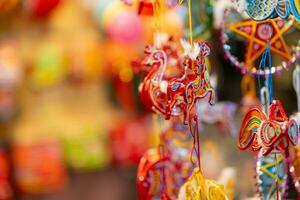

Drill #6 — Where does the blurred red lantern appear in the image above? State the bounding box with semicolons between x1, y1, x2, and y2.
138;0;154;15
0;149;13;200
12;142;66;195
109;118;150;166
23;0;61;17
111;74;136;112
0;0;19;13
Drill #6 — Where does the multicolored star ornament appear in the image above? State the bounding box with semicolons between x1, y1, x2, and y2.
226;17;294;67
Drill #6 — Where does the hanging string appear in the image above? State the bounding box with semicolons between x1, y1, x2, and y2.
276;180;279;200
195;116;201;172
274;153;280;200
152;114;160;146
187;0;195;72
188;99;206;173
265;42;273;102
257;42;280;200
153;114;169;197
257;41;273;115
257;41;273;102
179;0;194;70
159;143;168;196
189;115;202;172
153;1;158;32
187;0;193;45
153;0;160;44
152;0;167;48
189;119;197;164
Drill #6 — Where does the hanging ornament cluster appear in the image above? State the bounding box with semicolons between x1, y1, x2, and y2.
219;7;300;198
218;1;300;131
133;0;300;199
239;43;299;154
134;0;234;199
135;36;218;197
237;38;300;199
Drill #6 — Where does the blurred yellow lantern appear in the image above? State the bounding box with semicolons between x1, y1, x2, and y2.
142;9;183;44
29;38;66;90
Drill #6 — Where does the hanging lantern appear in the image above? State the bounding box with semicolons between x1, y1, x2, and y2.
109;118;150;166
138;0;155;15
12;142;66;195
23;0;61;17
63;124;111;172
0;0;19;13
0;148;13;200
102;2;143;44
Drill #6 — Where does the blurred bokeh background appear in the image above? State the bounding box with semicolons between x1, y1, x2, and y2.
0;0;298;199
